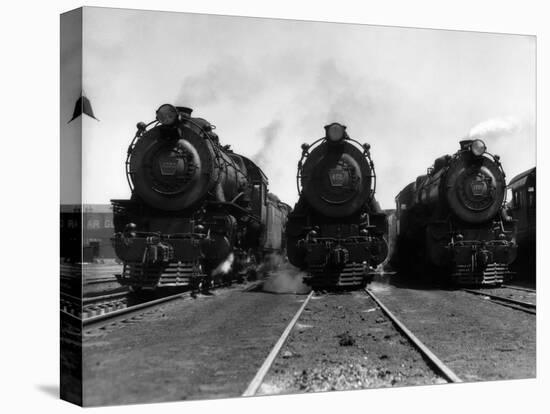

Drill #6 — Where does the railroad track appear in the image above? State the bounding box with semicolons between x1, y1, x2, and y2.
83;277;121;286
61;276;120;285
243;291;314;396
67;280;254;330
82;291;129;318
82;291;192;329
462;288;536;314
501;285;536;294
61;291;127;318
60;289;192;328
242;287;461;396
364;288;462;384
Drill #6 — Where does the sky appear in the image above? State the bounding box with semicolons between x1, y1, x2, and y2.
61;7;536;208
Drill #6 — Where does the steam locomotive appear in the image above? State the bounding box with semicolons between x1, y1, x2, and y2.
391;139;517;286
286;123;388;289
111;104;290;291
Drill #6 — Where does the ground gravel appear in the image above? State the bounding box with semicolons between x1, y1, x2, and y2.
260;290;445;395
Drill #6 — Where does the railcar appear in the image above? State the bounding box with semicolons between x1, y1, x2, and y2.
111;104;289;290
507;167;536;281
286;123;388;289
391;139;517;286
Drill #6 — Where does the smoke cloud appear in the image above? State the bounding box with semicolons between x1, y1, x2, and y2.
259;254;311;294
252;120;284;168
176;56;265;106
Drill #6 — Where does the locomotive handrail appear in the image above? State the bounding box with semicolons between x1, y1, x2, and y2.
116;230;207;240
305;235;374;243
296;137;325;196
183;117;249;179
347;136;377;201
125;119;158;192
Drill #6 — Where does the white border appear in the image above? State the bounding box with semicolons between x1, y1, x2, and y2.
1;1;547;413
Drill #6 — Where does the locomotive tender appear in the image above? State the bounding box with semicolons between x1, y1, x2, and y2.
286;123;388;289
391;139;517;286
111;104;290;290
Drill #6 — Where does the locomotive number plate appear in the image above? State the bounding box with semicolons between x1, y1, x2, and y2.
329;168;347;187
470;180;487;196
159;158;179;175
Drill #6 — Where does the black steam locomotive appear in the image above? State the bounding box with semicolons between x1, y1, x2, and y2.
286;123;388;289
391;139;517;286
111;104;290;291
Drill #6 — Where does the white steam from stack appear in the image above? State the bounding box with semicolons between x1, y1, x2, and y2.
468;116;522;141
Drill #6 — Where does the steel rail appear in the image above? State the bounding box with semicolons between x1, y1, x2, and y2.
82;291;192;328
501;285;536;294
60;291;81;303
83;277;120;286
83;291;128;305
242;291;314;396
81;281;253;328
462;289;536;313
60;276;120;286
364;288;463;383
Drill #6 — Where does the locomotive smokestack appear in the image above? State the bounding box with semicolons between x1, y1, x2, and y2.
176;106;193;117
459;139;473;150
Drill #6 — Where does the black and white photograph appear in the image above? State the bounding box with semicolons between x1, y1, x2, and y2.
57;5;538;407
3;1;548;413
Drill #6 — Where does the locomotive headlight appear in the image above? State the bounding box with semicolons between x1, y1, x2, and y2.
327;123;345;142
124;223;137;238
124;223;137;232
156;104;179;126
471;139;486;156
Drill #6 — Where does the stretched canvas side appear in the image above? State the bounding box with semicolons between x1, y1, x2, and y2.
60;7;83;407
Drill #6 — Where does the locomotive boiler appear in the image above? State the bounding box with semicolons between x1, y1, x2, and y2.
286;123;388;289
111;104;290;290
391;139;517;286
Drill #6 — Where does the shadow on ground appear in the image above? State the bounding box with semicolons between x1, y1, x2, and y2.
36;384;59;399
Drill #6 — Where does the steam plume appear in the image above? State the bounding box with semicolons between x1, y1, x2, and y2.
252;120;283;167
176;56;264;105
212;253;234;276
259;254;311;294
468;116;522;141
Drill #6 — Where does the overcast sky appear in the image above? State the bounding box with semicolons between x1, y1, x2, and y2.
61;7;536;208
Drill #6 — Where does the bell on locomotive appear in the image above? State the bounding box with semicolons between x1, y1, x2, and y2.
286;122;388;289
